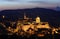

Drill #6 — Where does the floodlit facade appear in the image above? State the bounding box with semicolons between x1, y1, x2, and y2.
36;16;40;24
7;13;51;33
36;22;50;29
15;14;51;32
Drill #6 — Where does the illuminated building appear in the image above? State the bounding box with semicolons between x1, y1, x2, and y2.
7;13;51;35
36;22;50;29
36;16;40;24
16;13;50;32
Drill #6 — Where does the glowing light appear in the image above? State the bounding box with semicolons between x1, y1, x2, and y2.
2;15;5;18
36;17;40;23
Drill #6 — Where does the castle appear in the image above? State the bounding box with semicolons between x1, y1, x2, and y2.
16;13;51;32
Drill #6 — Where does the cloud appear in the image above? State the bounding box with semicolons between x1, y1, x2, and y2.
29;0;60;4
28;0;60;7
0;0;60;4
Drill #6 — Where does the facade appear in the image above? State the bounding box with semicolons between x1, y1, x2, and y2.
16;14;50;32
36;16;40;24
7;13;51;33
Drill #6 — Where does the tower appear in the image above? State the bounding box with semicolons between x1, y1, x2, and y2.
36;16;40;24
24;13;27;19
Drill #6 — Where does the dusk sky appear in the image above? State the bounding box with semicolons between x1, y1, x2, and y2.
0;0;60;10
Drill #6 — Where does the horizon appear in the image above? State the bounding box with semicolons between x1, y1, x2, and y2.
0;0;60;10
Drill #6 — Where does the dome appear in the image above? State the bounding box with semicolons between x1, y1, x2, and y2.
36;16;40;24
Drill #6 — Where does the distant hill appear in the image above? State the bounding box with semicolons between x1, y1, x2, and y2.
54;7;60;11
0;8;60;27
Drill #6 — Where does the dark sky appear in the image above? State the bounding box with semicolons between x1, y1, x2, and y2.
0;0;59;10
